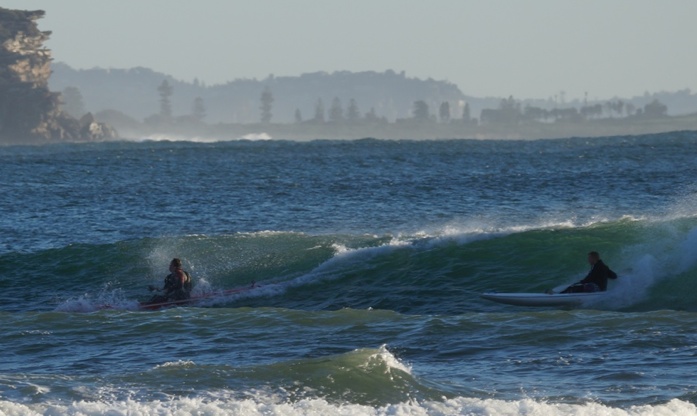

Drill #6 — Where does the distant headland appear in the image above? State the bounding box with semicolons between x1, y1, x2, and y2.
0;7;116;143
2;6;696;143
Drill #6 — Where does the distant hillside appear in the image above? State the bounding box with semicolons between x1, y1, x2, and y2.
50;63;487;124
49;63;697;128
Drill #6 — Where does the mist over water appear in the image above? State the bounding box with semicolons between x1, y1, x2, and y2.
3;132;697;415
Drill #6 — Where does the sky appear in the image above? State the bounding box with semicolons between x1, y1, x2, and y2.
4;0;697;101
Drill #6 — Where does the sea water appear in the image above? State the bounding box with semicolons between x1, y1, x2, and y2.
2;132;697;415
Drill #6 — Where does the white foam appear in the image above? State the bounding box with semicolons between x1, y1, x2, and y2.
131;132;272;143
154;360;196;369
240;132;272;141
360;345;412;376
601;223;697;308
54;286;140;312
2;397;694;416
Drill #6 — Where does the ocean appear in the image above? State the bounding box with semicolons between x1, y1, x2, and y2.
2;132;697;415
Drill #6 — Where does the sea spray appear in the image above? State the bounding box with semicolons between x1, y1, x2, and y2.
4;134;697;414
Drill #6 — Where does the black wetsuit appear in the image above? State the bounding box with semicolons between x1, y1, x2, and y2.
165;271;192;301
149;271;192;303
562;260;617;293
580;260;617;291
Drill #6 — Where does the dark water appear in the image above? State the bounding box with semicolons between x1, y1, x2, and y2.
2;132;697;415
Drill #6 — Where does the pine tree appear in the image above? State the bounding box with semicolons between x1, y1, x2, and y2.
192;96;206;122
347;98;360;122
157;80;173;118
439;101;451;123
329;97;344;122
462;102;471;123
294;108;303;123
314;98;325;123
260;86;273;123
413;100;430;121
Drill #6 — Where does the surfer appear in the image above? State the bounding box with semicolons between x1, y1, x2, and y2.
560;251;617;293
147;258;193;303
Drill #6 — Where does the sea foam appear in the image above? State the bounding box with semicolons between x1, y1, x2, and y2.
2;397;694;416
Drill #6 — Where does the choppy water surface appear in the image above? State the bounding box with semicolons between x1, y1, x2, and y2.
2;132;697;415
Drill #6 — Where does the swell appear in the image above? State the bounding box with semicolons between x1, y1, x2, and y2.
4;132;697;257
4;306;697;409
0;345;437;406
3;215;697;314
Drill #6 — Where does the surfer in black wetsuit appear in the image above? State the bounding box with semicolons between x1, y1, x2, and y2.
561;251;617;293
147;258;192;303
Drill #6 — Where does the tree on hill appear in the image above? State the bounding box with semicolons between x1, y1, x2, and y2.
462;102;471;123
294;108;302;123
499;96;520;122
313;98;325;123
365;107;378;121
192;96;206;122
480;96;521;125
260;86;273;123
580;104;603;119
625;103;636;117
523;105;548;122
329;97;344;122
413;100;430;121
604;100;624;118
642;99;667;118
439;101;450;123
347;99;360;122
61;86;85;118
157;79;173;118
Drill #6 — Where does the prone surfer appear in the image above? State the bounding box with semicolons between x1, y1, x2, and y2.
147;258;193;303
559;251;617;293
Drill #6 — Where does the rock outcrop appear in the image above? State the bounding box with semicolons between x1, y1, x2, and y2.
0;7;116;143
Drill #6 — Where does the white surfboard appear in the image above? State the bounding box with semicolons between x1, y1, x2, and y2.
480;291;607;307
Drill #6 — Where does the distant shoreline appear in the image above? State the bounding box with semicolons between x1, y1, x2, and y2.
5;122;696;145
104;115;697;142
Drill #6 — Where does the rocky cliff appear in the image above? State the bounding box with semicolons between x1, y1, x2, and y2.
0;7;115;143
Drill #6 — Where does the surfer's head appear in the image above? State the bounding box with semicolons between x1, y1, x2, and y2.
587;251;600;265
169;258;182;271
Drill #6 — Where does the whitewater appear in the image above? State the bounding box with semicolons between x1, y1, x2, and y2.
2;132;697;415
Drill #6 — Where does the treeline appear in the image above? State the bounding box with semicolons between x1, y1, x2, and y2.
60;79;688;141
52;63;697;139
92;81;668;127
478;96;668;125
50;65;467;125
61;79;672;131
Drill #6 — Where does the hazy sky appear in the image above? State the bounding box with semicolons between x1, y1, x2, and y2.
5;0;697;100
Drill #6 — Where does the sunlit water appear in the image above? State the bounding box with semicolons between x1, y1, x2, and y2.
2;132;697;415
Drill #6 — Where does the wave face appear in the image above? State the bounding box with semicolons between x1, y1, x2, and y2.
3;217;697;314
3;132;697;414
